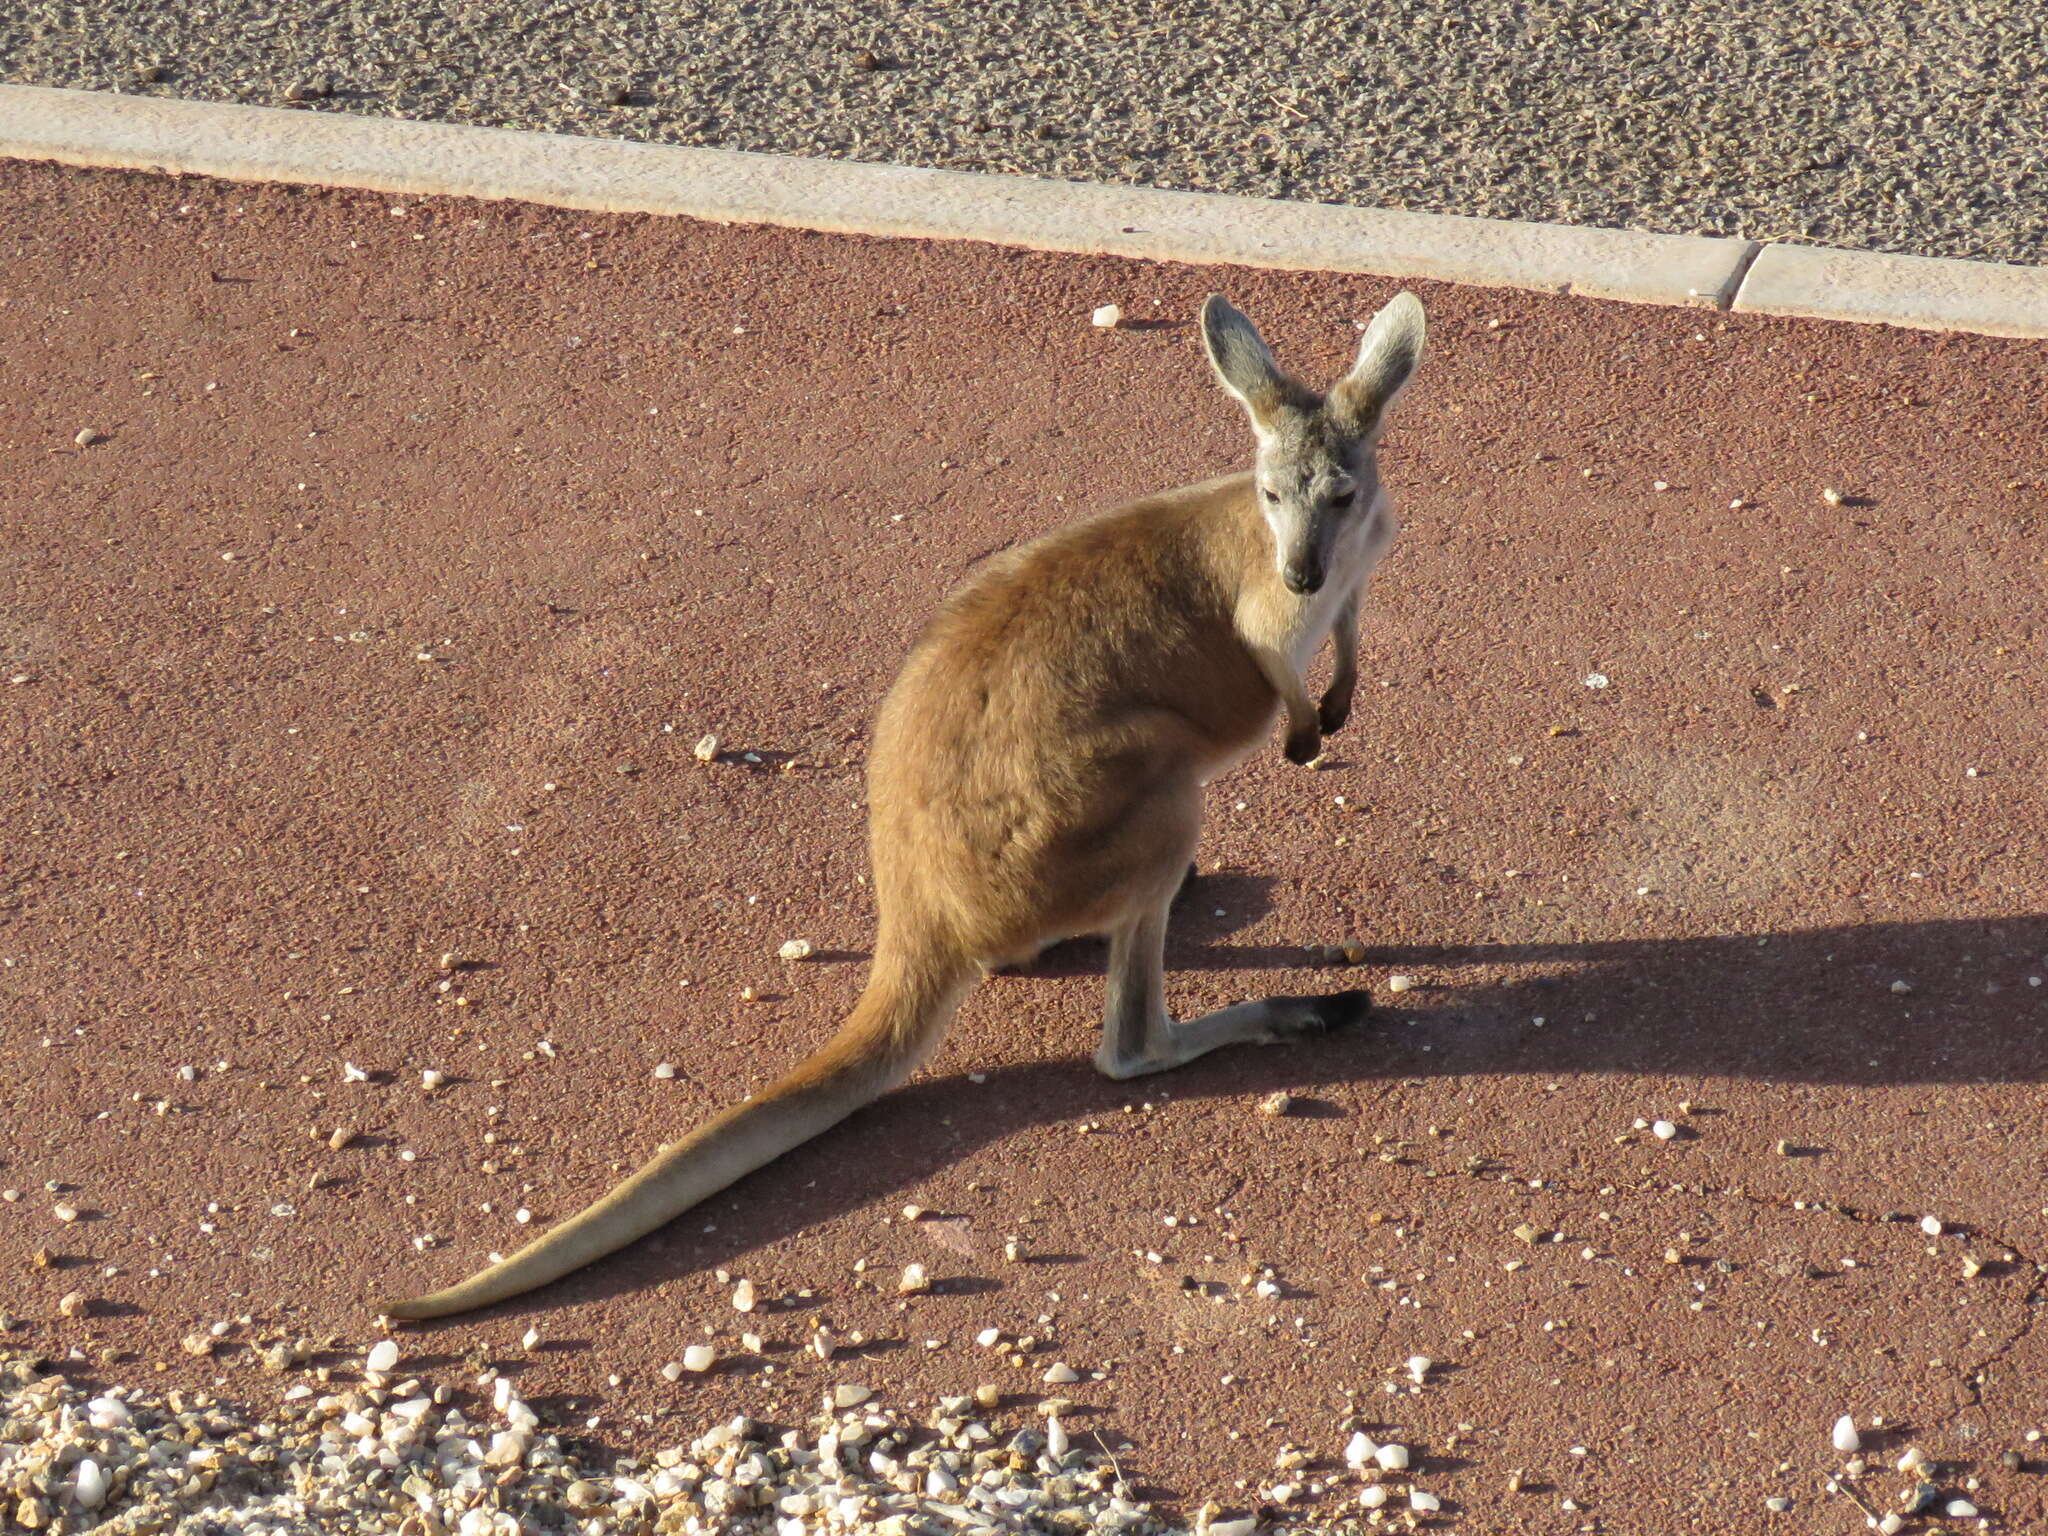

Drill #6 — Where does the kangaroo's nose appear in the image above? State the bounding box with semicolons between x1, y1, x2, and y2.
1283;559;1324;595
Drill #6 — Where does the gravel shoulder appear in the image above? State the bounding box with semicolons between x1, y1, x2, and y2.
4;1;2048;266
3;160;2047;1534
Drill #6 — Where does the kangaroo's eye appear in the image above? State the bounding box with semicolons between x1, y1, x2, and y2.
1261;486;1280;503
1330;487;1356;508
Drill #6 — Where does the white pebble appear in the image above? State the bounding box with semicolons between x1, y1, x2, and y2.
693;733;720;761
898;1262;931;1294
521;1326;541;1350
1652;1120;1678;1141
1208;1519;1257;1536
1878;1516;1904;1535
420;1069;446;1093
1375;1442;1410;1471
733;1278;757;1312
365;1339;400;1374
1821;486;1845;506
1091;304;1122;329
1584;672;1610;689
1046;1414;1069;1460
1831;1415;1861;1453
1345;1430;1378;1467
1945;1500;1978;1519
1358;1486;1389;1509
73;1457;108;1509
682;1344;717;1372
831;1382;870;1408
778;938;814;960
1406;1354;1432;1384
1410;1490;1441;1513
1042;1362;1080;1384
1385;974;1416;994
1896;1446;1926;1471
1920;1215;1943;1236
653;1062;676;1079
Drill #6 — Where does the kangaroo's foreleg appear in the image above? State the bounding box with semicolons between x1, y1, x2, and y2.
1091;889;1373;1081
1253;647;1324;765
1318;590;1361;735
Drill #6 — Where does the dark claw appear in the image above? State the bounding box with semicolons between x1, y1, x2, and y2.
1312;988;1375;1031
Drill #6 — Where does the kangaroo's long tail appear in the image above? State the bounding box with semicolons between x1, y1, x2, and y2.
375;939;973;1321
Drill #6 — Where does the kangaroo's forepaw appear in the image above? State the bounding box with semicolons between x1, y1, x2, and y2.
1283;726;1322;765
1318;691;1353;735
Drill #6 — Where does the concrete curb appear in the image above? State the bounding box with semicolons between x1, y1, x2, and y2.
1733;243;2048;340
1;83;2042;339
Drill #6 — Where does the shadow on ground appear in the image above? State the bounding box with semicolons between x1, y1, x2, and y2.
399;909;2048;1325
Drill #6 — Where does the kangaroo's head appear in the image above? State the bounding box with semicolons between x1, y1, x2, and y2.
1200;292;1426;596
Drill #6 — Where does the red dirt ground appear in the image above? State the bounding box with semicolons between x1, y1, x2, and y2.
3;158;2045;1531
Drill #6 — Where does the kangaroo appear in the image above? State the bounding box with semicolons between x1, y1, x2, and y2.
378;291;1426;1320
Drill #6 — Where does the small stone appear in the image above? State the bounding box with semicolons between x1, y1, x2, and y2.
898;1262;931;1295
693;734;720;762
1342;941;1369;964
1042;1362;1080;1384
974;1383;1001;1408
1945;1500;1978;1519
1821;486;1845;506
1877;1516;1903;1535
1345;1431;1378;1467
74;427;104;447
1375;1442;1410;1471
51;1204;79;1222
57;1291;90;1318
1513;1223;1543;1244
521;1326;541;1350
181;1332;214;1356
366;1339;401;1374
1410;1490;1441;1513
419;1069;446;1094
653;1062;676;1079
1831;1415;1861;1453
1765;1496;1792;1512
1385;974;1416;994
732;1278;757;1312
1962;1254;1985;1278
1891;979;1913;994
1652;1119;1678;1141
327;1126;356;1150
1406;1354;1432;1384
1259;1091;1295;1117
1358;1486;1389;1509
1920;1215;1943;1237
1896;1446;1926;1472
682;1344;717;1372
778;938;814;960
1091;304;1123;329
283;77;327;102
831;1382;870;1408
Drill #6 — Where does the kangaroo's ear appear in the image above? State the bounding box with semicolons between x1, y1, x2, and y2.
1328;292;1426;438
1201;294;1302;432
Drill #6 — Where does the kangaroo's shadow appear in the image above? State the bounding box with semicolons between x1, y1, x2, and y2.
413;911;2048;1323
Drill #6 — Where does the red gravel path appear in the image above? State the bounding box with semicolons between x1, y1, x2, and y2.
3;158;2045;1530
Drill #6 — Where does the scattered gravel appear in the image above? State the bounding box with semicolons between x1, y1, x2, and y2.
5;2;2047;264
0;1347;1461;1535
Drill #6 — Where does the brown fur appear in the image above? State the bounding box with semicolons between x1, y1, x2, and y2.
376;294;1425;1321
